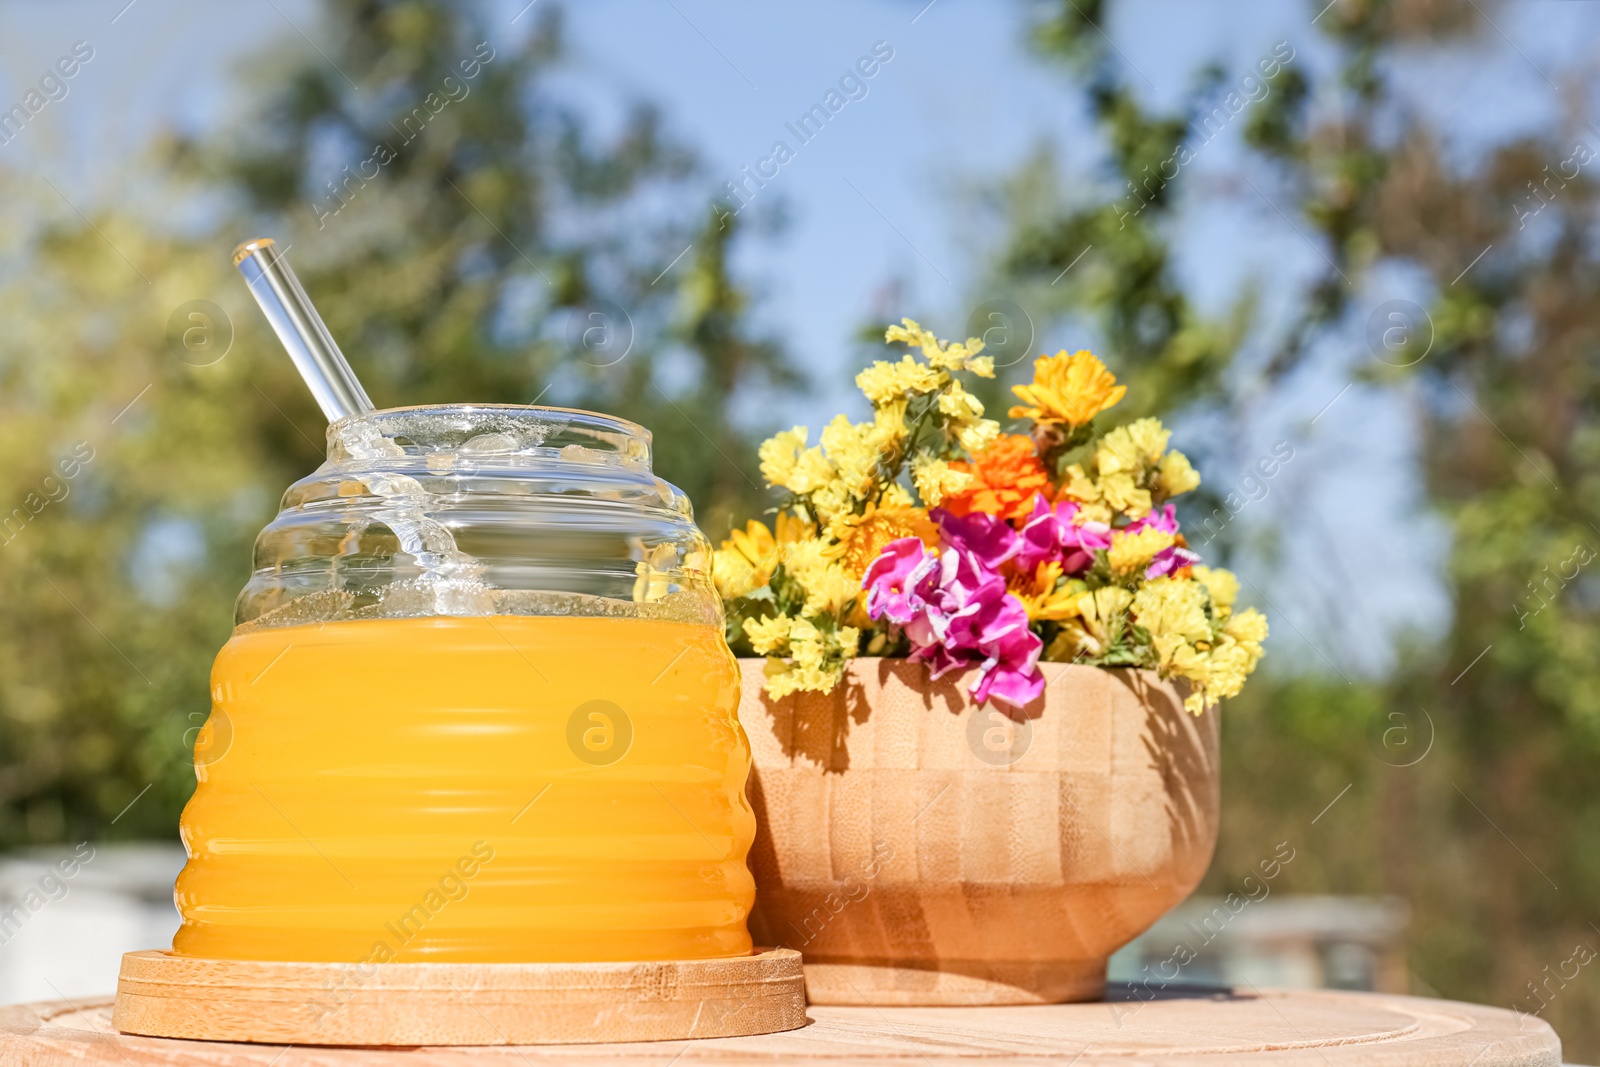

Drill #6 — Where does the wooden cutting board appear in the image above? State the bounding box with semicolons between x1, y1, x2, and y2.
1;983;1562;1064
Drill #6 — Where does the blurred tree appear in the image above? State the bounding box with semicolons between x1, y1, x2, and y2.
1001;0;1600;1056
983;0;1254;420
0;1;793;847
647;206;797;531
193;0;788;517
0;195;262;844
966;0;1256;552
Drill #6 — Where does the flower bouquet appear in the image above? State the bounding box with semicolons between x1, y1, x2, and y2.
715;319;1267;715
723;321;1260;1004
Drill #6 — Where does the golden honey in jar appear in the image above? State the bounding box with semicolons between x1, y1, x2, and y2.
174;406;753;963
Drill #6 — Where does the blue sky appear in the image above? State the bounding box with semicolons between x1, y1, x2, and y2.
3;0;1588;681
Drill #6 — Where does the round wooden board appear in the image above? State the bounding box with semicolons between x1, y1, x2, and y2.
5;985;1561;1064
110;949;806;1046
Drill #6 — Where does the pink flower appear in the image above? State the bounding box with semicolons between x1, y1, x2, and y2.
1128;503;1180;535
1125;503;1199;579
1144;543;1200;579
1016;497;1111;575
970;611;1045;706
862;537;938;623
918;559;1043;707
863;535;1044;709
904;546;1008;654
931;508;1018;570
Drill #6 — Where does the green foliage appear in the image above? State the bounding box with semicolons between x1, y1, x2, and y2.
0;205;260;843
997;7;1251;422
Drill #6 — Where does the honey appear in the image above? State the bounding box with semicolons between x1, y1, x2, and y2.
174;614;754;963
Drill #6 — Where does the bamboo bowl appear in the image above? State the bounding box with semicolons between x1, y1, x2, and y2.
738;658;1219;1006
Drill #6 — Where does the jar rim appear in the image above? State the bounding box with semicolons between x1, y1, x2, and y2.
328;403;647;439
323;404;652;462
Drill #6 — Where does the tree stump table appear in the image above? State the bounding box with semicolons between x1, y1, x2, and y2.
0;985;1565;1065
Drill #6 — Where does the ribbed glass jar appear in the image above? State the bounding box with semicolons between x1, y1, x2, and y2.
174;405;754;963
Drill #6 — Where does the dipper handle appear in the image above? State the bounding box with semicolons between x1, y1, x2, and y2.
233;237;374;422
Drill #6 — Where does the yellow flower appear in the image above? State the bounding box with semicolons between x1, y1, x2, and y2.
820;415;881;497
825;502;938;580
1010;562;1079;622
763;654;841;700
1132;584;1262;714
925;336;983;373
1056;463;1113;523
760;621;860;699
743;614;793;656
1097;472;1152;520
762;658;801;699
795;449;838;494
1150;634;1215;713
1094;421;1170;520
911;454;973;507
758;427;807;487
789;620;860;669
1043;586;1132;660
712;548;759;599
1009;349;1127;426
713;514;813;599
760;428;837;495
1058;463;1097;501
782;534;826;573
1182;624;1267;713
885;318;991;375
1097;417;1170;476
1155;450;1200;499
787;616;824;667
856;356;944;404
777;511;815;541
715;517;794;598
810;479;852;524
804;568;860;618
957;417;1001;455
726;520;778;573
1154;632;1209;675
878;481;915;508
884;318;939;354
938;380;985;420
1108;526;1175;577
1192;566;1239;618
1082;586;1133;644
1075;501;1113;525
1224;607;1268;654
785;536;860;617
1131;577;1211;646
874;398;909;443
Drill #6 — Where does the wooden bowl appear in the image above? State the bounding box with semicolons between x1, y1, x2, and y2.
737;657;1219;1006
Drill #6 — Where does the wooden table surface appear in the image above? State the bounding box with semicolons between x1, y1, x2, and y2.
0;985;1565;1066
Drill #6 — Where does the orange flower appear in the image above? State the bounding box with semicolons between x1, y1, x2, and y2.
940;434;1052;522
1009;349;1126;427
